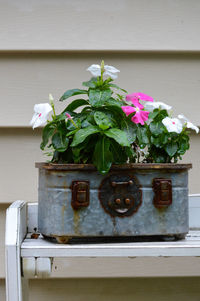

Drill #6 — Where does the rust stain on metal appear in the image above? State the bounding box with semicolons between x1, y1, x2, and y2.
61;205;66;231
54;236;71;244
73;210;80;235
153;178;172;209
31;233;40;239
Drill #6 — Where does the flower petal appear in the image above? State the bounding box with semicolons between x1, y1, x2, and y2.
121;106;136;116
34;103;52;115
104;71;118;79
30;113;39;128
31;114;47;129
87;64;101;77
125;94;144;109
30;103;52;129
162;117;183;134
133;92;154;102
131;110;149;125
145;101;172;111
104;65;120;79
104;65;120;73
178;114;188;121
178;114;199;133
186;121;199;133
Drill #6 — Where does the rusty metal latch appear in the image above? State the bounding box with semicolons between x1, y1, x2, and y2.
71;181;90;210
153;178;172;208
99;174;142;217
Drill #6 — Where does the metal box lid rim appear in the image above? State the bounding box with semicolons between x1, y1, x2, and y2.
35;162;192;171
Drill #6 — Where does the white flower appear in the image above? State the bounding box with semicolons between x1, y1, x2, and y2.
87;64;120;79
104;65;120;79
162;117;183;134
30;103;52;129
87;64;101;77
144;101;172;112
178;114;199;133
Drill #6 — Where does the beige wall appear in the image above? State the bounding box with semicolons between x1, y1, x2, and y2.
1;52;200;127
0;0;200;51
2;277;200;301
1;0;200;300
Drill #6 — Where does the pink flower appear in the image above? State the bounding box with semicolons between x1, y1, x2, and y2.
126;93;154;107
123;93;152;125
121;105;149;125
132;93;154;102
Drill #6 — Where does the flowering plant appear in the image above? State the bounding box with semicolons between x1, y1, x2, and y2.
31;61;199;175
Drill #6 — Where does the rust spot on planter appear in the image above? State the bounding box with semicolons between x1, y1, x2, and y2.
73;210;80;235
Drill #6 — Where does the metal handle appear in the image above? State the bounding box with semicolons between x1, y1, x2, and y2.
153;178;172;209
71;181;90;210
111;180;133;187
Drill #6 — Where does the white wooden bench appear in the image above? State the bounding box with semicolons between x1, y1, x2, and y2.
5;195;200;301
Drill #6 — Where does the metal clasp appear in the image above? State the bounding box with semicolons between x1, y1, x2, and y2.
153;178;172;208
71;181;90;210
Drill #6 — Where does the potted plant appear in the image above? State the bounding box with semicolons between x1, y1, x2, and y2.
31;61;198;243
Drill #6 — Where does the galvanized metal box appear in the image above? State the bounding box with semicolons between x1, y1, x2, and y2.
36;163;192;242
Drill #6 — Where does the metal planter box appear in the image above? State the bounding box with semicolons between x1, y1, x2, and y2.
36;163;192;243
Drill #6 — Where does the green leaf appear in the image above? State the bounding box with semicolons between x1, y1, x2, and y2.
161;133;169;145
89;89;112;107
93;136;113;175
150;136;161;148
148;109;159;120
110;140;128;164
81;119;93;128
40;122;55;150
59;89;88;101
165;142;178;157
178;135;190;155
52;132;69;152
66;129;79;137
149;122;164;136
137;126;149;145
153;109;169;122
109;83;127;93
104;128;130;147
121;118;137;143
94;111;113;130
71;125;100;147
82;77;98;88
151;134;169;148
125;147;136;162
62;99;88;113
65;118;81;131
55;113;68;121
104;97;123;107
149;146;169;163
